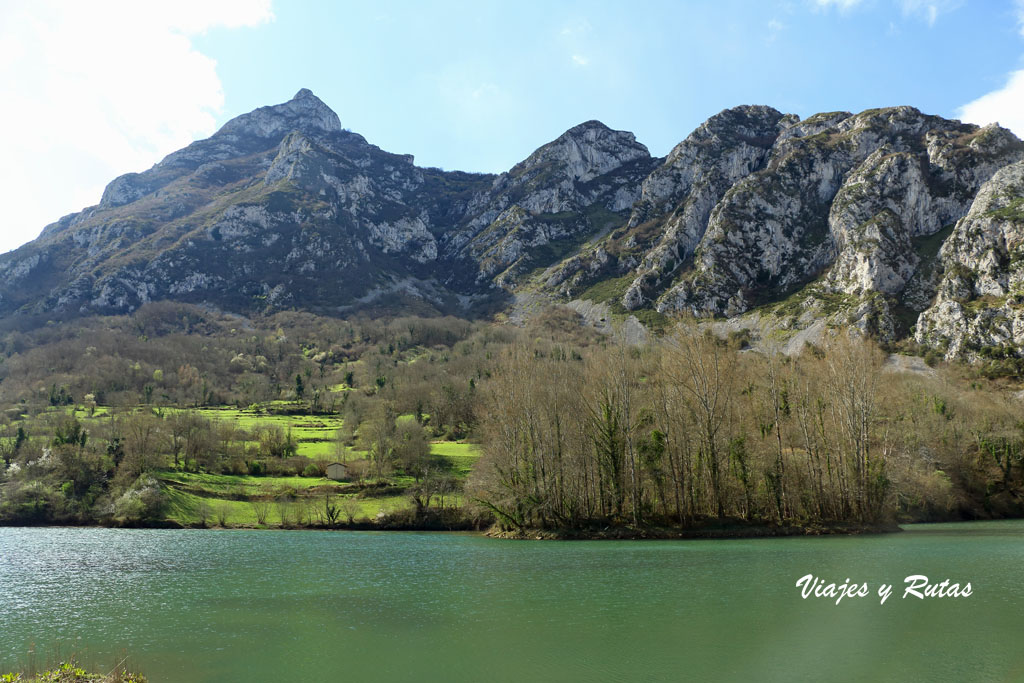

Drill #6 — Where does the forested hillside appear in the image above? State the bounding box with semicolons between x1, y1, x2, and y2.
0;302;1021;534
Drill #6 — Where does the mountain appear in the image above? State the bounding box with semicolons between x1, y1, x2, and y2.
3;89;1024;360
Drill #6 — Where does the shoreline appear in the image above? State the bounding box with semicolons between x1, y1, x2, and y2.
0;518;905;539
486;520;903;540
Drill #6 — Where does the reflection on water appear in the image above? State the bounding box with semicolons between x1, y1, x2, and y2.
2;522;1023;682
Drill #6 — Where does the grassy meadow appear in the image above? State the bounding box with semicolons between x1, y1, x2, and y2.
6;401;479;529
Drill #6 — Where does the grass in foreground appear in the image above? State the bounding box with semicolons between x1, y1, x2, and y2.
1;659;145;682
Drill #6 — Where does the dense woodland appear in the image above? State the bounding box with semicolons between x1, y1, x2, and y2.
0;301;1021;533
472;329;1024;532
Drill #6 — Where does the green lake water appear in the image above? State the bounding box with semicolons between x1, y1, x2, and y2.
2;522;1023;682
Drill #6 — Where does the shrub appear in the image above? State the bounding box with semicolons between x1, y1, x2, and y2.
727;328;753;350
111;475;167;523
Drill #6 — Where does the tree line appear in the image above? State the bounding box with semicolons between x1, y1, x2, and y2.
0;300;1021;531
469;326;1024;531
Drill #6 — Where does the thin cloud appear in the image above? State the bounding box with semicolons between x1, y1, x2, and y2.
811;0;962;23
437;64;517;126
899;0;963;26
561;19;595;70
472;83;501;100
560;20;592;36
810;0;865;12
0;0;274;254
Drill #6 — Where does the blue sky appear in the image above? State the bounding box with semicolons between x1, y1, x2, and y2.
3;0;1024;253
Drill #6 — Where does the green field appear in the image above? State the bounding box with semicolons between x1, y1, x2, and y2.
429;441;480;476
123;405;357;460
157;470;411;526
169;406;343;436
19;403;482;528
154;439;480;527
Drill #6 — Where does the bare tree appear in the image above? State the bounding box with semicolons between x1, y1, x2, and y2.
250;499;271;525
215;503;231;527
664;323;735;519
340;497;361;524
357;400;397;481
824;333;887;522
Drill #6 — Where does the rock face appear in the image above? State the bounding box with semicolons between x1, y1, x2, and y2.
4;90;1024;359
916;160;1024;358
441;121;656;289
656;108;1021;320
621;106;794;311
535;106;1024;357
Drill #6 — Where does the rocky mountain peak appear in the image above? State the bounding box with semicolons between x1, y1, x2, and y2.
679;105;790;152
216;88;342;140
616;105;793;310
95;90;344;210
566;119;611;134
508;120;651;184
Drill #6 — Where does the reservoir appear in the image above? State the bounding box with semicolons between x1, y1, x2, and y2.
2;522;1023;681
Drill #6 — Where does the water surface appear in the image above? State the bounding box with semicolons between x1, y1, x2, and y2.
2;522;1023;681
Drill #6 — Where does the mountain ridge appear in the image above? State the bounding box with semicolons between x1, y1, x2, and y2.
5;89;1024;361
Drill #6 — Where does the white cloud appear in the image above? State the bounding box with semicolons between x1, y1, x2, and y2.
810;0;865;11
560;19;596;70
766;18;785;44
0;0;273;254
957;69;1024;139
1017;0;1024;36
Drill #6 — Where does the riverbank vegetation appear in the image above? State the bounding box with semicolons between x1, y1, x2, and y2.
470;329;1024;532
0;302;1021;535
1;659;145;682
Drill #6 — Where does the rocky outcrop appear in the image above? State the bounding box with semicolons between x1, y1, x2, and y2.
0;90;493;315
443;121;656;289
659;108;962;315
99;89;343;211
632;108;1023;353
622;106;794;310
916;161;1024;358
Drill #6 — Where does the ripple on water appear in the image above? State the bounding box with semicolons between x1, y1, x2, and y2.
2;523;1023;682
